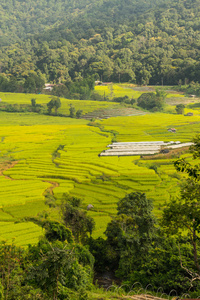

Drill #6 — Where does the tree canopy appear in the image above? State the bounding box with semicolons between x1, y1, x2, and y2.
1;0;200;86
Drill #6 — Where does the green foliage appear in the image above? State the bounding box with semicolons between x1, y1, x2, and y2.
105;192;156;277
88;237;110;272
52;85;69;98
24;73;45;93
66;76;95;100
112;95;136;104
178;82;200;97
43;220;74;243
31;98;36;107
0;281;3;300
27;239;94;298
47;96;61;114
127;234;196;293
28;242;75;299
137;91;165;111
161;136;200;284
175;104;185;114
69;104;76;118
162;178;200;272
0;242;24;292
2;0;200;86
190;134;200;159
62;196;95;243
165;137;200;273
76;109;83;119
0;242;44;300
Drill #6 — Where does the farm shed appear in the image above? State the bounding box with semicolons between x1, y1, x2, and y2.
168;128;176;133
44;83;55;91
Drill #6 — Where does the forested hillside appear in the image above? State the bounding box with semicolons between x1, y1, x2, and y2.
1;0;200;87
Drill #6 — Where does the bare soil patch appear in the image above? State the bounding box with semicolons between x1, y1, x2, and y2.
83;107;147;119
0;161;18;180
141;146;190;160
43;180;59;195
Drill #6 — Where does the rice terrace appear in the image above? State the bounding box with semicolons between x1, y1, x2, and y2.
0;84;200;247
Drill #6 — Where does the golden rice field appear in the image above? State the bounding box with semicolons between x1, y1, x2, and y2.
0;88;199;246
95;84;143;99
95;83;185;100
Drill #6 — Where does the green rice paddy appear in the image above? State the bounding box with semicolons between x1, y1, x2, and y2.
0;88;199;246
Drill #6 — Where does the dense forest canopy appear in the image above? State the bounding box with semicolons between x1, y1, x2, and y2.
0;0;163;45
1;0;200;87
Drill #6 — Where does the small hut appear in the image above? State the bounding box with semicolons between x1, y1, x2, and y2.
168;128;176;133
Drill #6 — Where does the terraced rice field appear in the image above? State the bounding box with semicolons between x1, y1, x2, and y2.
0;91;200;245
95;84;144;99
95;84;186;101
0;92;120;116
100;111;200;142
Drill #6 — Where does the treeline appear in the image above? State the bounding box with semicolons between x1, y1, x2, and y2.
1;0;200;86
2;138;200;299
0;73;96;100
177;82;200;97
0;73;45;94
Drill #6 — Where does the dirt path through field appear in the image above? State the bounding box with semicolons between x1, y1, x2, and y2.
43;180;59;195
0;161;18;180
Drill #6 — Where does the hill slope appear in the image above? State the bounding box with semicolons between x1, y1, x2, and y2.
1;0;200;85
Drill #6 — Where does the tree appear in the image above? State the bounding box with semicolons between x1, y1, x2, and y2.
24;73;45;93
162;179;200;272
105;192;156;277
52;85;69;97
0;281;3;300
27;237;94;299
0;242;25;300
62;196;95;243
47;97;61;114
69;104;76;118
76;109;83;118
47;99;55;114
42;220;74;243
137;89;166;111
162;135;200;277
31;98;37;112
54;97;61;114
176;103;185;114
129;232;194;293
28;242;75;300
31;98;36;108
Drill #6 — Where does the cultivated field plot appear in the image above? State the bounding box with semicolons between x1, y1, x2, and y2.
0;221;43;247
0;92;121;116
0;92;200;244
82;107;147;120
95;84;186;102
95;84;143;99
100;112;200;142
